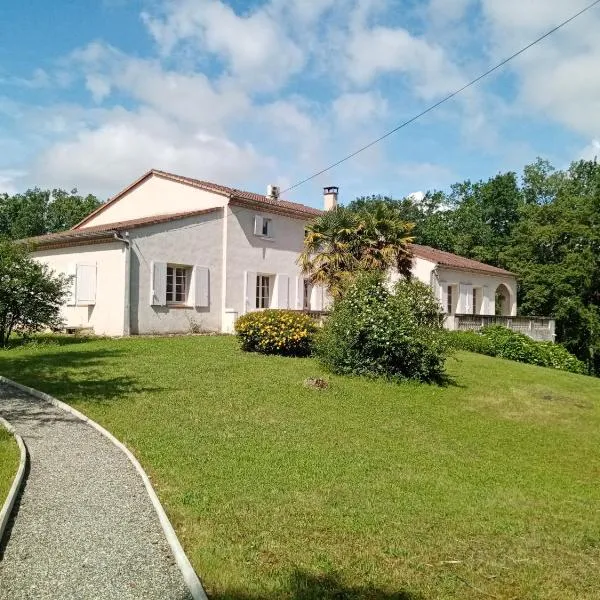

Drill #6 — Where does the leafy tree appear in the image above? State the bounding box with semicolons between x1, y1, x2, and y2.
0;239;69;346
46;189;102;233
0;189;49;239
300;200;414;298
0;188;102;239
360;157;600;375
502;160;600;373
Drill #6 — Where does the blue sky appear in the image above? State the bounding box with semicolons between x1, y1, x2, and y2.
1;0;599;208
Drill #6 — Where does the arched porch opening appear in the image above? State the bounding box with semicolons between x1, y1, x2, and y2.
495;284;512;316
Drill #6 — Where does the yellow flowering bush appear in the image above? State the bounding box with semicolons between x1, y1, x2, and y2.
235;310;318;357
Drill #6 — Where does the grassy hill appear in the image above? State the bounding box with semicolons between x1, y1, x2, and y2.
1;336;599;599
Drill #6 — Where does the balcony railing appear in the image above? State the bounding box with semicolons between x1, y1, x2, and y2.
446;314;556;342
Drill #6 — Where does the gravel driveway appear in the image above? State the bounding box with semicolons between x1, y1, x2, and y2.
0;382;192;600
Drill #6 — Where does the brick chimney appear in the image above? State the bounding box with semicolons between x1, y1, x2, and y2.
323;186;338;210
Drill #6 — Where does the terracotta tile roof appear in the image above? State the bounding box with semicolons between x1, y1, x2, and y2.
410;243;515;276
73;169;322;229
24;208;220;248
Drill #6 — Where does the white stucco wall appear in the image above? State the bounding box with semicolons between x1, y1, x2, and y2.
32;242;127;336
434;267;518;316
128;211;224;334
390;256;436;286
80;174;227;228
225;205;313;320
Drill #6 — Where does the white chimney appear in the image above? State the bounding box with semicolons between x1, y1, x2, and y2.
267;184;280;200
323;186;339;210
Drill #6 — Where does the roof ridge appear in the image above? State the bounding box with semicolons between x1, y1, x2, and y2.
73;169;322;229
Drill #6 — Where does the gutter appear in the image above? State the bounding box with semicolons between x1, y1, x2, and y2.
114;232;131;336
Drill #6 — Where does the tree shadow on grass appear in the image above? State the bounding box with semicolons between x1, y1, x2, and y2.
210;569;424;600
0;347;163;404
4;333;99;349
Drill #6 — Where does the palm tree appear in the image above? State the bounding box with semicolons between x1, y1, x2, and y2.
299;200;414;299
299;207;360;299
355;200;415;277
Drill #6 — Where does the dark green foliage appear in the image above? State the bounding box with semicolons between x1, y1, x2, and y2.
0;239;69;346
315;273;448;383
480;326;587;374
235;309;317;357
363;157;600;375
444;330;497;357
0;188;102;239
446;327;586;374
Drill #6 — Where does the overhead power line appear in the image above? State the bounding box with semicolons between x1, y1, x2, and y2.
281;0;600;194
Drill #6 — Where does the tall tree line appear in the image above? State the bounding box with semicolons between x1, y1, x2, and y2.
0;188;102;240
361;158;600;374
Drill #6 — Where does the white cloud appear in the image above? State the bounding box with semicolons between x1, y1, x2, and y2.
581;139;600;161
85;74;112;103
141;0;306;91
332;92;388;126
427;0;473;24
29;108;273;195
480;0;600;136
345;25;464;99
408;190;425;203
0;170;26;195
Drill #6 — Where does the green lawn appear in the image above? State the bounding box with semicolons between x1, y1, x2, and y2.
1;336;599;599
0;425;19;510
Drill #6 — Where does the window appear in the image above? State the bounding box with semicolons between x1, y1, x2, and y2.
254;215;273;238
166;266;190;304
472;288;478;315
256;275;271;309
447;285;453;314
303;279;312;310
262;218;272;237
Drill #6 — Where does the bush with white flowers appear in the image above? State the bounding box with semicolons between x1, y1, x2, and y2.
315;272;448;383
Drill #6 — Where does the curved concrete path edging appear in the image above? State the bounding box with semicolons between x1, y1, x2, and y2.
0;376;208;600
0;416;28;543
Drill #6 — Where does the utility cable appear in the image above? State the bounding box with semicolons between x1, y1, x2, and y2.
281;0;600;193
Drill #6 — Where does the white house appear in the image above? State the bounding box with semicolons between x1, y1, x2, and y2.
25;169;529;337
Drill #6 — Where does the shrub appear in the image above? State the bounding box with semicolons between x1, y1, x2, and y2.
0;239;69;347
480;325;587;374
235;310;317;357
445;330;497;357
315;273;448;383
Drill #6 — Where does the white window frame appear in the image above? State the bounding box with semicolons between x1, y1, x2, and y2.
166;264;192;305
254;215;274;239
256;274;272;309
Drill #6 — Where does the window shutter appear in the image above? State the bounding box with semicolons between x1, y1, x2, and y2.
275;274;289;309
150;261;167;306
66;264;77;306
76;264;97;305
194;266;209;308
244;271;257;312
253;216;263;236
439;280;447;312
295;277;303;309
311;285;324;311
267;219;274;238
463;284;473;314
